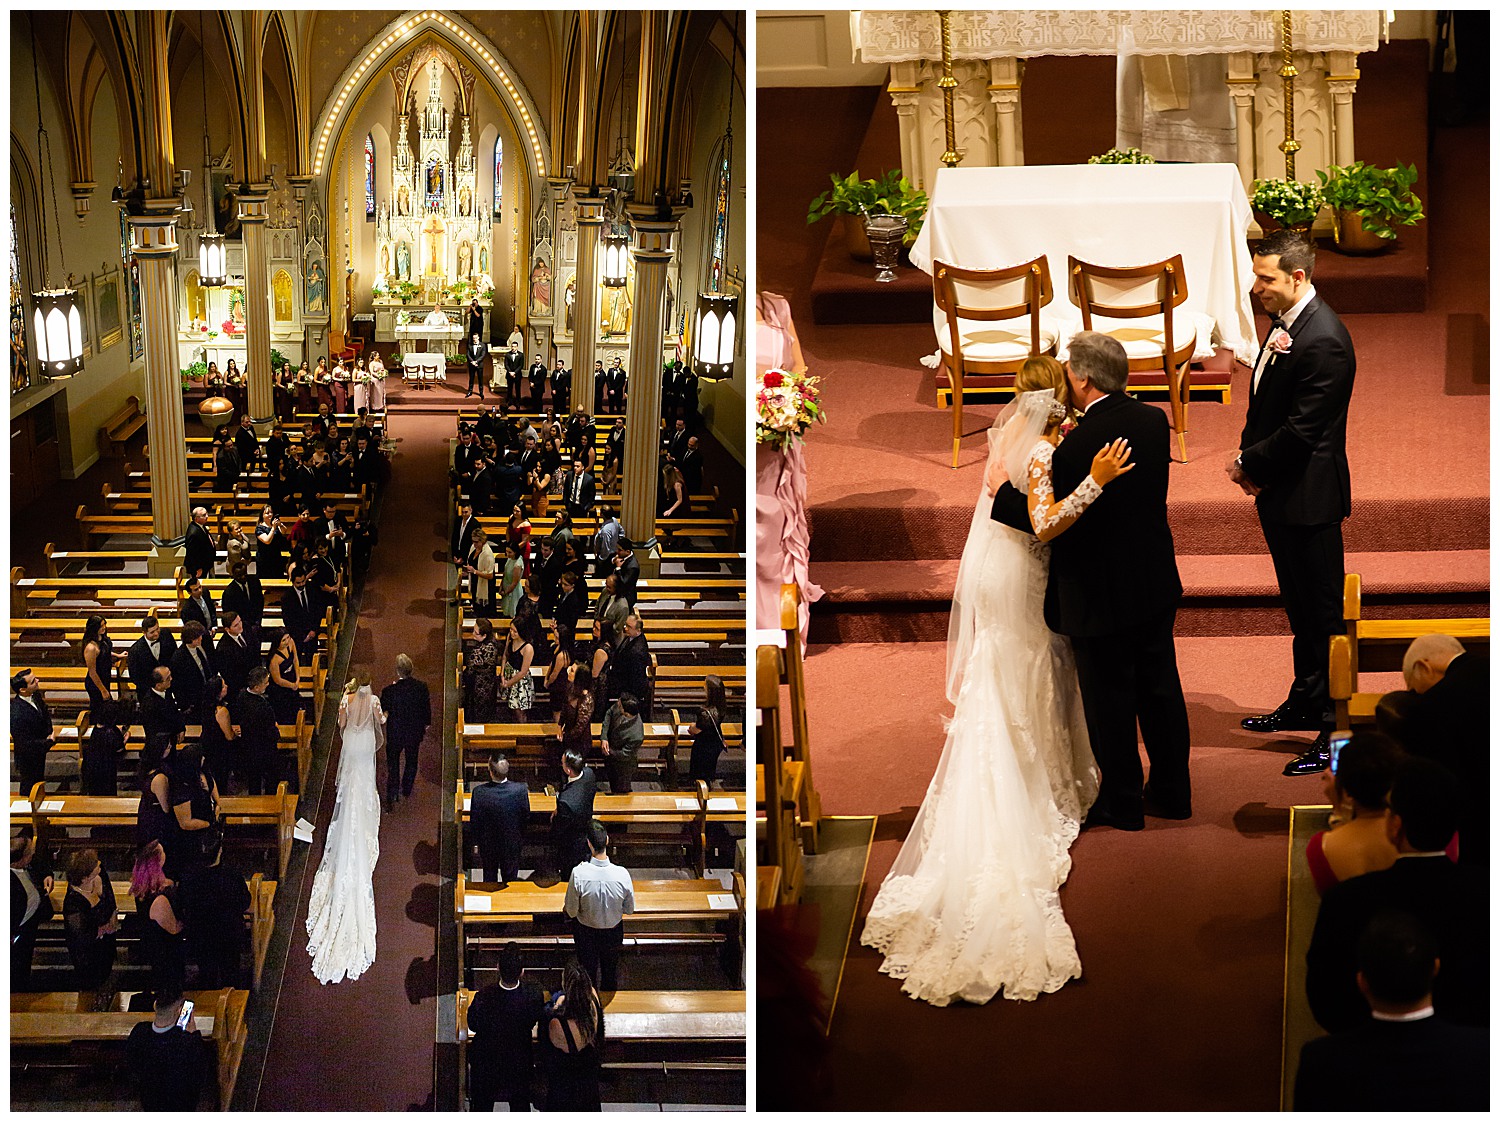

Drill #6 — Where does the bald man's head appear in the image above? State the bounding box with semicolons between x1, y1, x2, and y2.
1402;634;1466;693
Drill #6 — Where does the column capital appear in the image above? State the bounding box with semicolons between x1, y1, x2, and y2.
237;192;271;224
128;212;180;256
987;87;1021;108
70;183;97;221
574;195;609;226
625;214;681;262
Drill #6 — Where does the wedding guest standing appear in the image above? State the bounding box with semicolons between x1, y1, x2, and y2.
564;822;635;993
11;669;55;796
11;834;55;990
1229;230;1357;777
381;654;431;808
470;754;529;885
63;848;119;990
467;942;545;1112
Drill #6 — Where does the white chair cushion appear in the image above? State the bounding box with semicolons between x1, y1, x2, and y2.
937;316;1060;363
1058;311;1216;363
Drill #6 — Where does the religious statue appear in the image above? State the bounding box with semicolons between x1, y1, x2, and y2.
458;241;472;278
478;246;489;275
530;259;552;315
422;214;445;276
427;160;444;198
459;186;472;217
229;288;246;327
306;262;327;315
397;185;411;216
563;276;576;336
603;285;631;336
396;242;411;280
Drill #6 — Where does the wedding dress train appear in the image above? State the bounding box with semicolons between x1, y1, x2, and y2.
860;404;1100;1007
305;686;383;984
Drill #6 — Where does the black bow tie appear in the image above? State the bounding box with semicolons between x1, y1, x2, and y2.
1269;316;1285;330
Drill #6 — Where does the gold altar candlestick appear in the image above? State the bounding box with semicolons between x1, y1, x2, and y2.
1278;9;1301;181
938;11;960;168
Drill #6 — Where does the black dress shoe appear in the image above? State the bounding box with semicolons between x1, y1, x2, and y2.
1283;732;1333;777
1242;702;1325;734
1083;806;1145;832
1142;787;1192;820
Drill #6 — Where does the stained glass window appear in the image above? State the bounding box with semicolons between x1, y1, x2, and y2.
493;137;504;217
10;202;30;393
365;134;376;219
708;141;731;292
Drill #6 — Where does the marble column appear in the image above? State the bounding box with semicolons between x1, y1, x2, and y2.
619;214;679;571
1226;53;1260;192
131;207;192;573
543;176;571;353
237;187;274;432
887;63;923;191
571;195;606;411
1325;59;1359;167
987;58;1024;168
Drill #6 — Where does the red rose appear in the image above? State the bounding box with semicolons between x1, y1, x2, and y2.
763;371;784;388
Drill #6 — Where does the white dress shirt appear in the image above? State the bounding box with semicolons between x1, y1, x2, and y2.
1252;284;1317;394
563;856;636;930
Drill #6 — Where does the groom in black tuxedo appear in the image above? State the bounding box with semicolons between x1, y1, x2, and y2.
1228;230;1356;776
991;332;1192;829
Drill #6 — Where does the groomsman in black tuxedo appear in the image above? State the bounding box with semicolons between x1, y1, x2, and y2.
502;342;525;404
10;670;54;796
1228;230;1356;776
280;567;323;662
549;359;571;413
127;617;178;702
527;354;547;410
466;334;488;399
991;332;1192;830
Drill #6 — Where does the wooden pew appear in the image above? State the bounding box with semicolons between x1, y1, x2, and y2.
756;643;803;907
15;781;298;881
455;715;681;781
11;986;249;1109
777;583;823;851
650;660;746;708
97;395;146;459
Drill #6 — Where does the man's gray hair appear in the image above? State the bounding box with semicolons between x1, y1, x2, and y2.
192;506;208;519
1066;331;1129;394
396;653;414;678
488;753;509;781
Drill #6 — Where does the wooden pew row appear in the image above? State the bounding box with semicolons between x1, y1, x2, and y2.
44;544;252;579
475;512;740;546
11;987;249;1110
13;782;298;881
454;714;745;783
454;871;741;986
77;502;365;549
454;779;746;877
756;643;804;908
36;873;276;991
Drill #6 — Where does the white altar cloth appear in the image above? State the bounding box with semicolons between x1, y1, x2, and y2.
909;162;1258;365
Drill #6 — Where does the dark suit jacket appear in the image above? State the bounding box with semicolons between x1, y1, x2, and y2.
467;977;545;1088
471;778;530;877
1401;653;1489;867
452;513;478;565
613;552;640;605
679;447;703;494
528;361;547;387
221;577;265;630
503;349;525;380
141;688;187;747
168;647;211;713
613;635;650;710
181;591;218;633
1239;296;1355;526
552;767;597;848
992;393;1181;637
1294;1015;1488;1111
128;635;178;698
184;522;215;579
233;428;260;470
213;634;255;697
280;587;323;644
664;430;690;463
565;471;596;517
381;677;432;748
1306;855;1489;1032
231;688;279;758
10;695;53;759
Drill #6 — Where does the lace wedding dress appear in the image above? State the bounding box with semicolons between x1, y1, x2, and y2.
860;394;1100;1006
306;686;384;984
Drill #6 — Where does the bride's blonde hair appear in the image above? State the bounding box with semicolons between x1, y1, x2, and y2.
343;672;371;695
1015;355;1068;404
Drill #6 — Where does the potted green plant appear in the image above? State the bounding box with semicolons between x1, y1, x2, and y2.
1250;178;1324;241
1088;147;1156;164
393;279;420;305
179;359;207;392
808;169;928;260
1315;161;1425;254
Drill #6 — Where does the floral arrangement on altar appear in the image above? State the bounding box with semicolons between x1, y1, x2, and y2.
221;318;242;336
756;367;825;450
1250;178;1324;229
1088;147;1156;164
396;310;411;327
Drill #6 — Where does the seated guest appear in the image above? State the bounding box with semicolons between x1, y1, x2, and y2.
1306;757;1489;1032
1305;732;1406;894
124;989;212;1110
1294;911;1488;1110
62;848;119;990
470;754;529;885
1383;634;1488;867
467;942;546;1113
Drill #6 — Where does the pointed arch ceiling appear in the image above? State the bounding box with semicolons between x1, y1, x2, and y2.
309;10;548;180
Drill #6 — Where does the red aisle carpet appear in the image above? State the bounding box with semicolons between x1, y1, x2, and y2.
255;416;452;1110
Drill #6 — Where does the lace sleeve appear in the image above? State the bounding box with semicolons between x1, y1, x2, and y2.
1026;441;1104;543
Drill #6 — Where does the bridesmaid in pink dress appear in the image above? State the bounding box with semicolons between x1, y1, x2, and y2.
755;292;822;647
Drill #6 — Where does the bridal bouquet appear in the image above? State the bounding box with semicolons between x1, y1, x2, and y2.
756;367;825;450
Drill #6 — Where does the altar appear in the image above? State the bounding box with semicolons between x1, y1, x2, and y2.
395;309;466;382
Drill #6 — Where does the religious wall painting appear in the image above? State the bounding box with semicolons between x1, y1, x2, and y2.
602;284;631;337
118;209;143;360
9;201;29;393
306;261;327;316
210;167;243;240
529;256;552;316
72;277;93;357
273;270;295;321
562;271;576;337
426;159;445;202
184;270;206;326
95;271;122;351
228;287;247;330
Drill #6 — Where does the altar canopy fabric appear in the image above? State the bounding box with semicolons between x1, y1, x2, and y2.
908;162;1258;365
853;10;1382;63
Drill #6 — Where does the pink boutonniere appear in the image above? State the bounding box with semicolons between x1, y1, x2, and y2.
1267;327;1292;358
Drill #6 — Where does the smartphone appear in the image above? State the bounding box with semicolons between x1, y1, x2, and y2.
176;999;195;1030
1329;733;1351;776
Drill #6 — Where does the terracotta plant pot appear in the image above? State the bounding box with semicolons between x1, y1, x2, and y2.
1330;209;1392;255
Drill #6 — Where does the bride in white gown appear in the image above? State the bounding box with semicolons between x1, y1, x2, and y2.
306;677;384;984
860;369;1133;1006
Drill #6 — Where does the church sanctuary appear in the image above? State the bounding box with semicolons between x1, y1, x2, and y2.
756;9;1487;1112
9;10;745;1110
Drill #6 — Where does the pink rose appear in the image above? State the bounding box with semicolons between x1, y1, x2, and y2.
763;370;784;388
1267;327;1292;355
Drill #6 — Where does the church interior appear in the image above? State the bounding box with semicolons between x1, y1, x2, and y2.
755;8;1487;1112
10;10;745;1110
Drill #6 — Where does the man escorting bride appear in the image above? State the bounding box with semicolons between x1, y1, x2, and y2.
306;675;386;985
862;332;1192;1007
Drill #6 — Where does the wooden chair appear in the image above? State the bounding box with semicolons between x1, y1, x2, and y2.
1067;253;1194;462
933;256;1056;468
